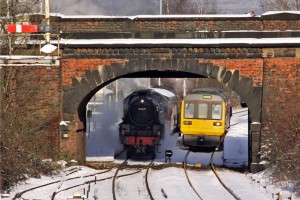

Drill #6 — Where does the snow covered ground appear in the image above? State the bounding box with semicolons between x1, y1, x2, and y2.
4;88;299;200
6;165;298;200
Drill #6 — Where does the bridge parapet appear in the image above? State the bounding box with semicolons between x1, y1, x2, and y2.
40;11;300;40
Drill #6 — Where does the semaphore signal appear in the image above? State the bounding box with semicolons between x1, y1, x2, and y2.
7;24;38;33
7;24;51;33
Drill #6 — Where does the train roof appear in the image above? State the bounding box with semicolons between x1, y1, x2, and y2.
185;87;230;101
125;87;177;102
150;87;176;99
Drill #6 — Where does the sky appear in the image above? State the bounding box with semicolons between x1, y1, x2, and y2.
6;81;299;200
50;0;263;16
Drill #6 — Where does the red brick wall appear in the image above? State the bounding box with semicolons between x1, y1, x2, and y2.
60;120;84;162
61;58;127;86
204;58;264;86
49;17;300;34
6;65;61;155
263;20;300;30
55;19;262;33
262;58;300;120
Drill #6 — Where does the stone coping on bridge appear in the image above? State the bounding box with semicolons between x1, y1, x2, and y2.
56;38;300;48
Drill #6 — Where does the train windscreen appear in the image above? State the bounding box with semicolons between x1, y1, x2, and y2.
184;101;222;120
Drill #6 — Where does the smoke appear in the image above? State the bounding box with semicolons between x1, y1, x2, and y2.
85;78;153;160
116;78;150;97
157;78;197;98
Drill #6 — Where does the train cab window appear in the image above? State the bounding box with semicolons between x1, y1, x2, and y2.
198;103;208;119
212;104;222;119
184;103;194;118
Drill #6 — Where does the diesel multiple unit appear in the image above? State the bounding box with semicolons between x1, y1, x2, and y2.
180;88;232;149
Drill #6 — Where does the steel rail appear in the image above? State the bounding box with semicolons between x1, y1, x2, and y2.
51;170;140;200
183;150;204;200
13;168;111;200
112;159;129;200
145;159;155;200
210;151;242;200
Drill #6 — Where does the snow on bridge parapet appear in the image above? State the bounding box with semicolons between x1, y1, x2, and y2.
58;13;259;20
56;38;300;49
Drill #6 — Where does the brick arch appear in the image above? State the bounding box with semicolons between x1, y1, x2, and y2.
63;58;262;124
62;58;263;171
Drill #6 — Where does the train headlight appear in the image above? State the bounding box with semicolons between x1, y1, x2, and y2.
213;122;222;126
183;121;192;125
140;99;144;104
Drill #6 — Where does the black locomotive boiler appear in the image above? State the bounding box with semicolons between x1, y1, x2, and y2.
119;87;179;158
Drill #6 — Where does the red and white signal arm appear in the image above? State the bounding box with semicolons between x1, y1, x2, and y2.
7;24;38;33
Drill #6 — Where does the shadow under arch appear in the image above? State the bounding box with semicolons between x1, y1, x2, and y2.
76;70;206;123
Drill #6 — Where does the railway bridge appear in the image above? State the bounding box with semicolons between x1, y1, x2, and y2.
1;11;300;172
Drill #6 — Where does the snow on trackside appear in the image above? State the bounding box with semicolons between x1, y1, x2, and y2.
5;87;299;199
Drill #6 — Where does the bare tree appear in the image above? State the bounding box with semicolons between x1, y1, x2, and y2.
198;0;219;14
0;64;63;192
163;0;219;14
261;78;300;195
0;0;44;55
260;0;300;11
0;0;62;192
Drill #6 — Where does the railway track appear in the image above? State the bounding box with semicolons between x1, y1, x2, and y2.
51;167;140;199
112;158;130;200
14;152;246;199
13;164;142;200
12;167;112;199
210;151;241;200
183;149;242;200
145;159;155;200
112;157;154;200
183;150;204;200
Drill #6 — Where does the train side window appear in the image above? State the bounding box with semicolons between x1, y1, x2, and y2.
184;103;194;118
212;104;222;119
198;103;208;119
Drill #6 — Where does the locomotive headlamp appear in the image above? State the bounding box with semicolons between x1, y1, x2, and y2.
140;99;144;104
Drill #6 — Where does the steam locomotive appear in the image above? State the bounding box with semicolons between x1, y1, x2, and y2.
119;87;179;158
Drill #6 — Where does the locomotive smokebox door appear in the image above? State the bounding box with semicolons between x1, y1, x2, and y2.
165;150;173;163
